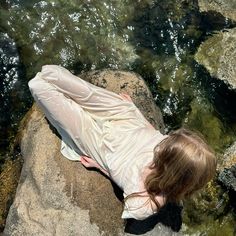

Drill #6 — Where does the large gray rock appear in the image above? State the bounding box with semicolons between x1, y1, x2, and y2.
195;28;236;89
198;0;236;22
3;70;179;236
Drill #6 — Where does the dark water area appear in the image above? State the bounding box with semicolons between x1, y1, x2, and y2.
0;0;236;234
0;32;31;164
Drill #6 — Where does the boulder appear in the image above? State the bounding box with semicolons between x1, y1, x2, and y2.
195;28;236;89
3;70;179;236
198;0;236;22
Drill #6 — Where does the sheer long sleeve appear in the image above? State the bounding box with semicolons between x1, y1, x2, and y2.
28;70;91;158
39;65;132;115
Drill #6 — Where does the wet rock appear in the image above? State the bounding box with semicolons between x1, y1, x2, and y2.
198;0;236;22
218;141;236;216
220;141;236;170
181;138;236;235
181;179;231;235
195;28;236;89
218;141;236;191
218;165;236;191
3;70;180;236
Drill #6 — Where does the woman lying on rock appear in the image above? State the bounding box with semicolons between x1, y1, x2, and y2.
28;65;216;220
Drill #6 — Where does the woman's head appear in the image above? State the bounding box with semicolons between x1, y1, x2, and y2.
145;128;216;205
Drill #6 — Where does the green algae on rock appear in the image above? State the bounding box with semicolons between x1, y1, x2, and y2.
182;212;236;236
182;97;235;152
195;28;236;90
182;179;235;236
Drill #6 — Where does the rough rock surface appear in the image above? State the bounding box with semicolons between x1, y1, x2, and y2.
3;70;180;236
218;141;236;216
220;141;236;170
218;141;236;191
195;28;236;89
198;0;236;22
219;165;236;191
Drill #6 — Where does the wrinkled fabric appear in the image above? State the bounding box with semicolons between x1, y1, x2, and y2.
28;65;168;220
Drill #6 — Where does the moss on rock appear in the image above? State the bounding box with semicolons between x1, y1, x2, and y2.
195;28;236;90
182;179;234;235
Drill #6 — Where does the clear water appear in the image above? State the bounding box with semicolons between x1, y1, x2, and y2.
0;0;236;233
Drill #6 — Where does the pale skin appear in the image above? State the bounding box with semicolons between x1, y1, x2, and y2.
80;93;165;211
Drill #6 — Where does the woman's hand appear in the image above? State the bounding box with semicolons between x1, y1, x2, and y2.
80;156;100;168
80;155;110;177
119;93;133;102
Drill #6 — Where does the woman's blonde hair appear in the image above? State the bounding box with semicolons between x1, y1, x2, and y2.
145;128;216;209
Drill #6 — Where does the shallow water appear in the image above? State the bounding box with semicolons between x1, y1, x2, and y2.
0;0;236;233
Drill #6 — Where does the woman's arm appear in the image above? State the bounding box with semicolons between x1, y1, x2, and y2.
39;65;123;107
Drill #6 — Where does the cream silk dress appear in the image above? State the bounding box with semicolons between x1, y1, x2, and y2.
28;65;168;220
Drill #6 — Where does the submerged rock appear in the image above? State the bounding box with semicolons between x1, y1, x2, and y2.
181;182;234;236
3;70;181;236
195;28;236;89
198;0;236;22
182;141;236;235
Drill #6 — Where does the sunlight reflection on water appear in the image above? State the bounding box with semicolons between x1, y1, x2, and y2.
0;0;235;157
